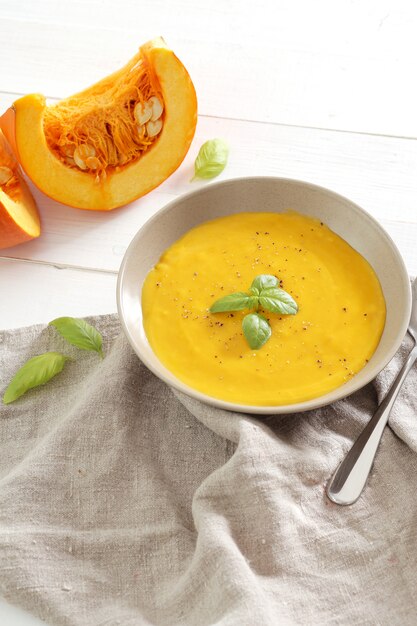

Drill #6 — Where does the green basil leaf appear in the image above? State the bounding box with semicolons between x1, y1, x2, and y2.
246;296;260;311
242;313;271;350
3;352;69;404
210;293;254;313
249;274;278;296
259;288;298;315
192;139;229;180
49;317;103;357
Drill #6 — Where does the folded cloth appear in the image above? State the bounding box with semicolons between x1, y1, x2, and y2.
0;314;416;626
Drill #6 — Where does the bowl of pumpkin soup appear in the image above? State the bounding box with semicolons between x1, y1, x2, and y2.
117;177;411;414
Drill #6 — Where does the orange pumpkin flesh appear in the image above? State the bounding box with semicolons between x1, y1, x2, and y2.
0;37;197;211
0;128;40;249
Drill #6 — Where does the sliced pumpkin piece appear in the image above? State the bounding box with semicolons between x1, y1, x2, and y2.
0;128;40;249
0;37;197;211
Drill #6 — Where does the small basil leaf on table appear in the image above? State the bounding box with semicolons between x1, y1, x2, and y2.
2;352;69;404
259;288;298;315
192;139;229;180
242;313;272;350
249;274;278;296
210;293;254;313
49;317;104;357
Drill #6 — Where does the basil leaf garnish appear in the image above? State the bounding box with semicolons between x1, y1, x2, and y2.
49;317;104;357
210;293;253;313
247;296;260;311
249;274;278;295
209;273;298;350
192;139;229;181
259;287;298;315
242;313;271;350
3;352;69;404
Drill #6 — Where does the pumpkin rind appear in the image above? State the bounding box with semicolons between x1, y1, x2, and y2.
0;38;197;211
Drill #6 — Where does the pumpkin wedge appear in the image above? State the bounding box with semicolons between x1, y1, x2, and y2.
0;128;40;249
0;37;197;211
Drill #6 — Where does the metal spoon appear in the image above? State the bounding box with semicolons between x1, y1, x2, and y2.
326;278;417;505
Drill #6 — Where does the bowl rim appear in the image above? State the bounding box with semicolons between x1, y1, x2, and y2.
117;175;412;415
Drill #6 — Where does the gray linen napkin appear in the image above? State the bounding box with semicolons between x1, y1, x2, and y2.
0;314;416;626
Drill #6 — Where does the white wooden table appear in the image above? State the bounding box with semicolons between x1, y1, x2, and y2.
1;0;416;622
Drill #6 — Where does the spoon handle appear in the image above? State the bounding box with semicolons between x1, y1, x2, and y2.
327;345;417;505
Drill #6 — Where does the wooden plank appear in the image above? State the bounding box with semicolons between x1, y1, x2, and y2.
1;104;416;272
0;260;116;330
0;1;417;136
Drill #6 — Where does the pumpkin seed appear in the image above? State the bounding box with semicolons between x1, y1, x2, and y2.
0;166;13;185
134;100;152;126
149;96;164;121
73;151;87;170
86;156;100;170
146;119;163;137
73;144;96;170
62;145;75;158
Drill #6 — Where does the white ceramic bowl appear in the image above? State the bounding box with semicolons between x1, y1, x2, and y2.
117;177;411;414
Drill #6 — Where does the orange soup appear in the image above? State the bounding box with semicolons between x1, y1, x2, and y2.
142;212;386;405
